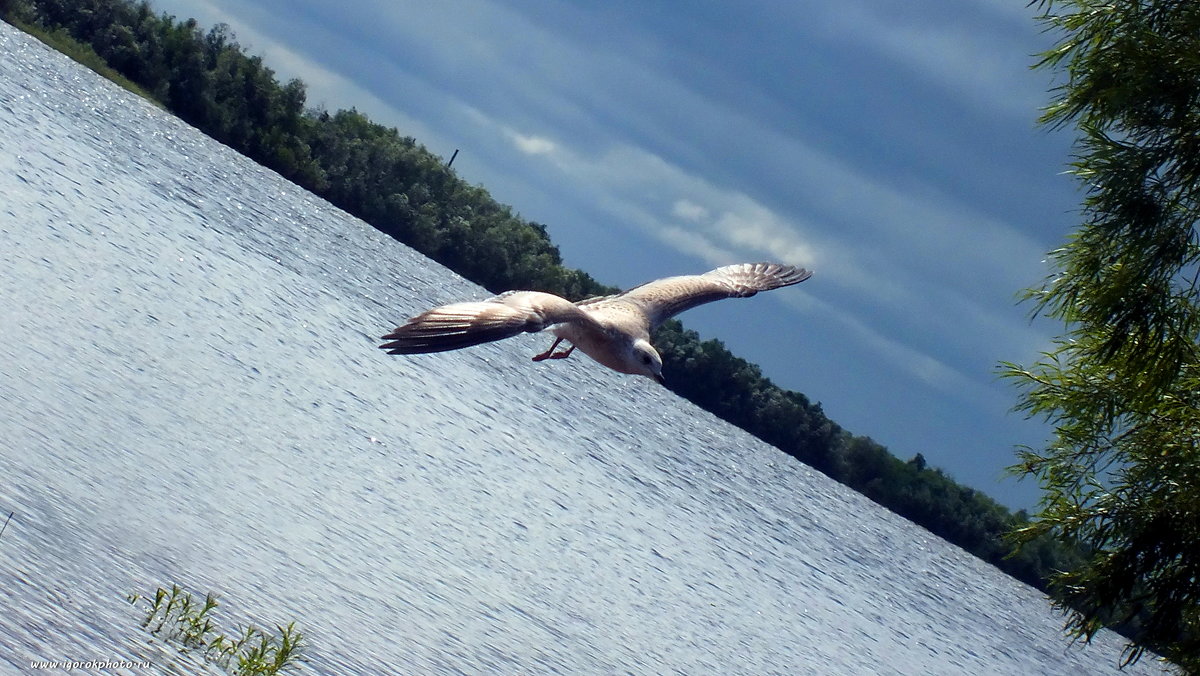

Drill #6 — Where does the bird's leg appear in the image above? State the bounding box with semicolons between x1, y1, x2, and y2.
547;345;576;360
532;337;565;361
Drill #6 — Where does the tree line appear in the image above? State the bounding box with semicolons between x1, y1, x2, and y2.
2;0;1085;617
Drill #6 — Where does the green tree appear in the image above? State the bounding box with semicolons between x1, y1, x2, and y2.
1004;1;1200;669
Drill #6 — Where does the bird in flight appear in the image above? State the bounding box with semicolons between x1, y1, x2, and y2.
380;262;812;384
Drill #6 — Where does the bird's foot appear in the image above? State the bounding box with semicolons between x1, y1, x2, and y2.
533;337;565;362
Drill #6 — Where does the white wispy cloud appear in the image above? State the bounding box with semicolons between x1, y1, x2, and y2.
671;199;709;223
506;131;557;156
708;205;816;269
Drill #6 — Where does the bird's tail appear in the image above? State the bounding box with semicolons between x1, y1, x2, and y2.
379;301;540;354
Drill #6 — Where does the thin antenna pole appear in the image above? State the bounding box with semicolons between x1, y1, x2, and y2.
446;148;459;168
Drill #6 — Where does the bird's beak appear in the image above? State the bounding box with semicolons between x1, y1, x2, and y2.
653;374;666;386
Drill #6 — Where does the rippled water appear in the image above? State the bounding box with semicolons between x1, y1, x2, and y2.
0;22;1156;675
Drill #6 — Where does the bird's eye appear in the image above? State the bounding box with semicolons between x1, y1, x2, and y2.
641;354;652;365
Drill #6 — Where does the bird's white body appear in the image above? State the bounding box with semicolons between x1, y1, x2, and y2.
380;263;812;383
548;301;653;376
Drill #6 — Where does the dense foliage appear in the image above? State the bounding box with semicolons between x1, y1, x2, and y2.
3;0;1081;609
1004;0;1200;669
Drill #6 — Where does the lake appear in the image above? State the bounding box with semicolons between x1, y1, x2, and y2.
0;21;1155;675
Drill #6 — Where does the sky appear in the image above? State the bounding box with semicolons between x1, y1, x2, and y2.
147;0;1080;510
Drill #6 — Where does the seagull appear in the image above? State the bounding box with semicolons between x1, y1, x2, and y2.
380;262;812;384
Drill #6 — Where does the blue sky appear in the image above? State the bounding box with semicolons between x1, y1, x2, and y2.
148;0;1079;510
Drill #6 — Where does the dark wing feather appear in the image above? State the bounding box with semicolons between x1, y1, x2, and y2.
380;302;537;354
380;291;589;355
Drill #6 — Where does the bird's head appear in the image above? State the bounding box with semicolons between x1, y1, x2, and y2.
630;338;665;385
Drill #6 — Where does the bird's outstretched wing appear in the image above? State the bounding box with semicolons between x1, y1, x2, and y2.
614;262;811;330
380;291;591;354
